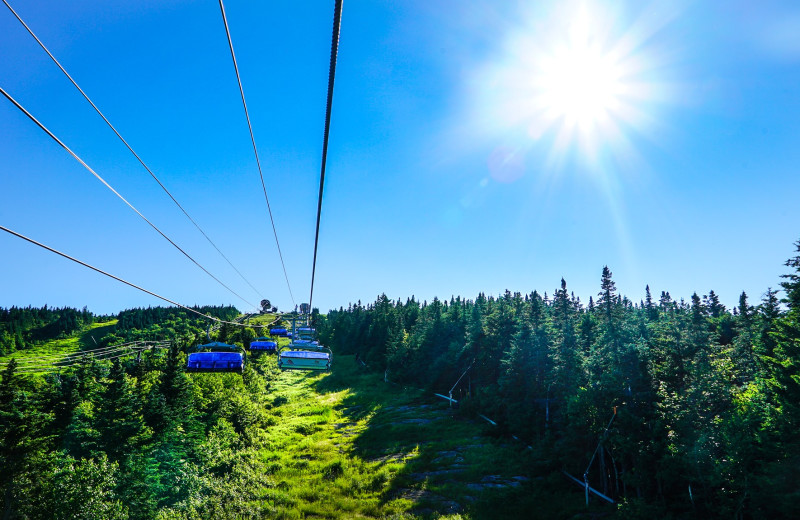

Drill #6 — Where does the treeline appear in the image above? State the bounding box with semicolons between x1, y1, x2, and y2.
0;313;276;519
0;306;97;355
319;241;800;518
105;305;240;347
116;305;239;332
0;305;241;356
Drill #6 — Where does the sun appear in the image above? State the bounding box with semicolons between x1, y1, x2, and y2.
468;1;669;166
538;35;624;128
533;8;629;134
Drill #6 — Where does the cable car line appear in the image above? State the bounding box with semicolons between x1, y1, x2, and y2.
14;347;170;373
0;87;258;312
3;343;149;364
0;340;169;366
2;0;266;303
6;344;167;372
217;0;295;307
309;0;343;312
0;224;283;329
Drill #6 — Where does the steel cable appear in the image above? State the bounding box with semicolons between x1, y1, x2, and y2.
217;0;295;306
0;87;259;312
309;0;343;312
1;0;266;303
0;224;285;329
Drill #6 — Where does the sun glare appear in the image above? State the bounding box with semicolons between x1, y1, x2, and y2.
530;5;637;151
469;1;671;168
540;42;623;127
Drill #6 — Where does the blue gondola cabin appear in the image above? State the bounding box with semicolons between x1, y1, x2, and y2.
186;351;244;373
186;342;245;373
250;337;277;352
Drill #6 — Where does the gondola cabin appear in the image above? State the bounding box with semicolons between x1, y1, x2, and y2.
186;342;245;373
296;327;316;339
278;349;331;371
250;337;277;352
270;328;288;337
289;326;319;349
290;338;319;349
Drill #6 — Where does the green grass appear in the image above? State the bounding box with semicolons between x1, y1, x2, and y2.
0;320;118;368
2;316;587;518
78;320;118;348
235;353;575;519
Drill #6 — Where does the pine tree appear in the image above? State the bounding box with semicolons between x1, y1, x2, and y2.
96;360;145;462
732;291;757;382
157;342;195;436
0;359;49;517
767;241;800;435
706;290;725;319
593;266;624;374
759;287;781;359
598;266;617;323
551;279;581;390
645;285;658;321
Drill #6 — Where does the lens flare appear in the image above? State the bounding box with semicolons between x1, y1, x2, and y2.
469;0;675;167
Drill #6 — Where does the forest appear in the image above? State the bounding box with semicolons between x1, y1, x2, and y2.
319;241;800;518
0;306;97;354
1;241;799;518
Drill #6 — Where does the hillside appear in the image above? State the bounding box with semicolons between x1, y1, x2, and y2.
0;312;587;519
3;240;800;519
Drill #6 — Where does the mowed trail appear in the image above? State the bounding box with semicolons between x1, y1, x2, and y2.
256;355;540;519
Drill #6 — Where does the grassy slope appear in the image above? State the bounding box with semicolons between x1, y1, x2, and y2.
1;315;592;517
254;354;586;519
0;320;118;366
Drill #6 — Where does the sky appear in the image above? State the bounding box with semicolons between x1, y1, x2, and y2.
2;0;800;316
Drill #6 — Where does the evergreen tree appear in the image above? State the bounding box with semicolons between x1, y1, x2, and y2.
767;241;800;435
759;287;781;359
156;342;195;437
551;279;581;391
732;291;757;382
96;360;145;462
645;284;658;321
0;359;50;517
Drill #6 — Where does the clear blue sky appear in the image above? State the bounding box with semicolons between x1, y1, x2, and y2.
2;0;799;315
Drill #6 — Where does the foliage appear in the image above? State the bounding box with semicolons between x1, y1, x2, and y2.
5;239;800;518
317;240;800;518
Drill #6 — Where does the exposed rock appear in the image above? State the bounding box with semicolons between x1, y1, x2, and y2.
368;453;408;464
391;488;463;515
394;417;434;425
464;474;530;492
408;468;465;480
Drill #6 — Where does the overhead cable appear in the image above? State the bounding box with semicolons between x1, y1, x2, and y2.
14;346;170;373
0;87;258;312
217;0;296;306
2;0;266;302
3;343;148;365
0;340;169;365
309;0;343;311
0;224;283;329
10;345;163;369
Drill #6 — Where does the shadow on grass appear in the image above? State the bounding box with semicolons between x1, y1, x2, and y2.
78;321;118;350
310;355;587;519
